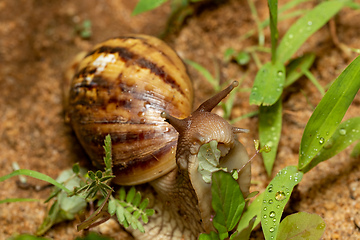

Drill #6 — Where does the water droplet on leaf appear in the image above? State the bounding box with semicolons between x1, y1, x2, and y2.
275;191;286;201
339;128;347;135
269;211;276;218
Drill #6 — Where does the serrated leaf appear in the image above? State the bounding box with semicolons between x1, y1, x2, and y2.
259;99;282;176
302;117;360;173
277;1;345;64
212;171;245;234
277;212;326;240
299;55;360;171
261;166;303;240
103;134;112;172
250;61;285;106
197;140;224;183
132;0;168;16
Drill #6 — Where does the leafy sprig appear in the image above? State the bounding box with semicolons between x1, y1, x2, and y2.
109;187;155;233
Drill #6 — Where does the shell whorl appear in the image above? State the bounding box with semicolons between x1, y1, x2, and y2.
67;35;193;185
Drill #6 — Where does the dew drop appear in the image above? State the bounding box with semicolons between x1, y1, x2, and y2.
269;227;275;233
339;128;347;135
277;71;283;76
263;214;267;219
273;218;276;222
317;222;325;230
269;211;276;218
268;187;273;193
263;207;267;211
268;199;273;204
275;191;286;201
307;21;313;26
319;137;325;144
276;205;280;209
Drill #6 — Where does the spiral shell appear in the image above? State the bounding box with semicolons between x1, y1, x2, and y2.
67;35;193;185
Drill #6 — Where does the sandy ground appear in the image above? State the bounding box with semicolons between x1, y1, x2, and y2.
0;0;360;239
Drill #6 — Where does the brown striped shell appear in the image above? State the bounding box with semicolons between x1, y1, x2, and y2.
66;35;193;185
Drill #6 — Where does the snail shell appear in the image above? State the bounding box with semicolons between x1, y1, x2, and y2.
66;35;193;185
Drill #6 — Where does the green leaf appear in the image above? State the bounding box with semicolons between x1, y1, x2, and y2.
224;48;236;63
230;217;256;240
103;134;113;173
250;61;285;106
139;198;149;210
299;55;360;171
0;169;71;194
302;117;360;173
108;199;116;216
75;232;112;240
199;231;221;240
0;198;39;204
236;192;263;233
212;171;245;236
235;51;251;65
351;141;360;158
72;163;80;174
9;234;51;240
119;187;126;201
276;1;345;64
197;140;224;183
268;0;279;62
185;59;220;91
132;0;168;16
285;53;315;87
277;212;326;240
261;166;303;240
126;187;136;203
259;99;282;176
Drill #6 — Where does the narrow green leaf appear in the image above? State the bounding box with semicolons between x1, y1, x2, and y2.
139;198;149;210
250;61;285;106
145;209;155;216
212;171;245;234
230;217;256;240
0;198;39;204
185;59;220;91
132;0;168;16
132;192;142;207
277;212;326;240
108;199;116;216
141;214;149;224
299;55;360;170
268;0;279;62
236;192;263;233
302;117;360;173
103;134;112;173
285;53;315;87
262;166;303;240
276;1;345;64
351;141;360;158
0;170;71;194
259;99;282;176
126;187;136;203
119;187;126;201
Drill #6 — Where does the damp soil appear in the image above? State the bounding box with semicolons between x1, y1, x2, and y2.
0;0;360;239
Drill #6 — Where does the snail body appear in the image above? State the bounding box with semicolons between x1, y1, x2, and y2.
66;35;250;240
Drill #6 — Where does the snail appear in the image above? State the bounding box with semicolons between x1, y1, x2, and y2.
65;34;251;240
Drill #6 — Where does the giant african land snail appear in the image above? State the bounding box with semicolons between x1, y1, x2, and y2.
66;34;251;239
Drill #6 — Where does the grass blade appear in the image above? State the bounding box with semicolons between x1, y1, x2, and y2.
259;99;282;176
268;0;279;62
261;166;303;240
299;55;360;171
132;0;168;16
302;117;360;173
250;61;285;106
276;1;345;64
0;169;71;194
